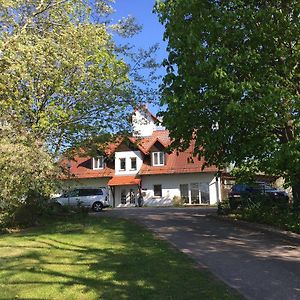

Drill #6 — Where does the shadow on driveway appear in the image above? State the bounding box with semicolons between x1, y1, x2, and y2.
97;207;300;300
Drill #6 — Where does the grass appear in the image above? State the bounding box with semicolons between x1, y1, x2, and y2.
0;215;242;299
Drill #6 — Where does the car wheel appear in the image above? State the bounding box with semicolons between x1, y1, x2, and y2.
92;201;103;212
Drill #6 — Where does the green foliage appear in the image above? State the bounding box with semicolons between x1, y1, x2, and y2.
172;195;185;207
155;0;300;206
0;125;59;212
240;204;300;234
0;0;159;154
0;1;160;217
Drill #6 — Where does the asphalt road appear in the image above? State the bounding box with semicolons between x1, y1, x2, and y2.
98;207;300;300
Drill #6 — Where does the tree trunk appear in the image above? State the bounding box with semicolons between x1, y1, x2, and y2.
292;181;300;210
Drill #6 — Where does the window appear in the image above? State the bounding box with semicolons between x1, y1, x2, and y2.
78;189;103;197
92;157;104;169
154;184;162;197
190;183;200;204
152;152;165;166
199;183;210;204
180;184;189;204
131;157;137;170
67;189;79;197
120;158;126;170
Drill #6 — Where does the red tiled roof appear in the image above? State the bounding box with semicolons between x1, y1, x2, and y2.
108;176;141;186
136;130;170;154
139;140;218;175
62;128;218;179
60;156;114;179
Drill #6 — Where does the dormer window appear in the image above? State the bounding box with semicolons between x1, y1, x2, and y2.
131;157;137;170
152;152;165;166
120;158;126;170
92;156;104;169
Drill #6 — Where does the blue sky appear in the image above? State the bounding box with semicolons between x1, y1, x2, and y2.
111;0;167;114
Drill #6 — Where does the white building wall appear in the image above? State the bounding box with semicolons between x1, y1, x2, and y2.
132;110;157;137
115;151;143;176
140;173;220;206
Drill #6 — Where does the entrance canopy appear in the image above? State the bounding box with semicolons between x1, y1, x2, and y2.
108;176;141;187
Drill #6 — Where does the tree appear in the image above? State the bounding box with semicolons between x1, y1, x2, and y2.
0;0;159;154
0;124;58;215
0;0;160;215
155;0;300;207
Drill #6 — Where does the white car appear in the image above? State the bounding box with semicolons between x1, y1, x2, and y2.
53;187;109;212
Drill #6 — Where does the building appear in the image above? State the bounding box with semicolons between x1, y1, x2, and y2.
61;108;222;207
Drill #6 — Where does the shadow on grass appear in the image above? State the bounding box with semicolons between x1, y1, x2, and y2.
0;216;239;300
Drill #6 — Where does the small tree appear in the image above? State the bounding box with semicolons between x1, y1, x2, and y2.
0;125;58;215
155;0;300;208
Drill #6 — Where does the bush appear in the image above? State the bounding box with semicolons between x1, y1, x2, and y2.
219;193;299;233
217;198;231;215
172;196;185;207
240;203;300;233
0;191;89;230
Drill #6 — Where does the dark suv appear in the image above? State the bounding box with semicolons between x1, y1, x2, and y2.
228;182;288;209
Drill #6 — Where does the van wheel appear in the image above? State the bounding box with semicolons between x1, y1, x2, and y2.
92;201;103;212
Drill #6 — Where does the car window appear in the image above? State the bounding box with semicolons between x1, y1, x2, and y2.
232;184;247;192
68;189;79;197
263;185;274;191
78;189;103;196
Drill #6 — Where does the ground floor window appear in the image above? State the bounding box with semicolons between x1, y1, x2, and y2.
180;182;210;205
199;183;210;204
191;183;200;204
154;184;162;197
180;184;189;203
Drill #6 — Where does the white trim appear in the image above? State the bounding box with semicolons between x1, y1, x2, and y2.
92;157;104;170
130;157;137;170
119;158;126;171
152;152;165;166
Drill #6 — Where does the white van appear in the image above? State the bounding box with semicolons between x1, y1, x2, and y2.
53;187;109;212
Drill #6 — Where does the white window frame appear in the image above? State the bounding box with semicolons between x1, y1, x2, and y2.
120;158;126;171
92;156;104;170
152;152;165;166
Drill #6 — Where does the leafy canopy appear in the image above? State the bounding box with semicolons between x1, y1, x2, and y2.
0;0;159;154
155;0;300;194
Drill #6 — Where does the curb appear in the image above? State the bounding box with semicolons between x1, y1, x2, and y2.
207;214;300;245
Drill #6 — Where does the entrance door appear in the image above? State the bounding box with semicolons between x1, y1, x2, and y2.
121;189;127;204
129;189;136;204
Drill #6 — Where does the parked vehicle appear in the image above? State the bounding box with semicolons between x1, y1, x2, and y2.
228;182;289;209
52;187;109;212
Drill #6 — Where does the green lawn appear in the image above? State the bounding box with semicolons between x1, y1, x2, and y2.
0;215;242;299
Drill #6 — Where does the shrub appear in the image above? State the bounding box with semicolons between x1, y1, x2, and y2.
240;203;300;233
172;196;185;207
217;198;231;215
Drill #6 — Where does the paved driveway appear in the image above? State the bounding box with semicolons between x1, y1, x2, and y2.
99;207;300;300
